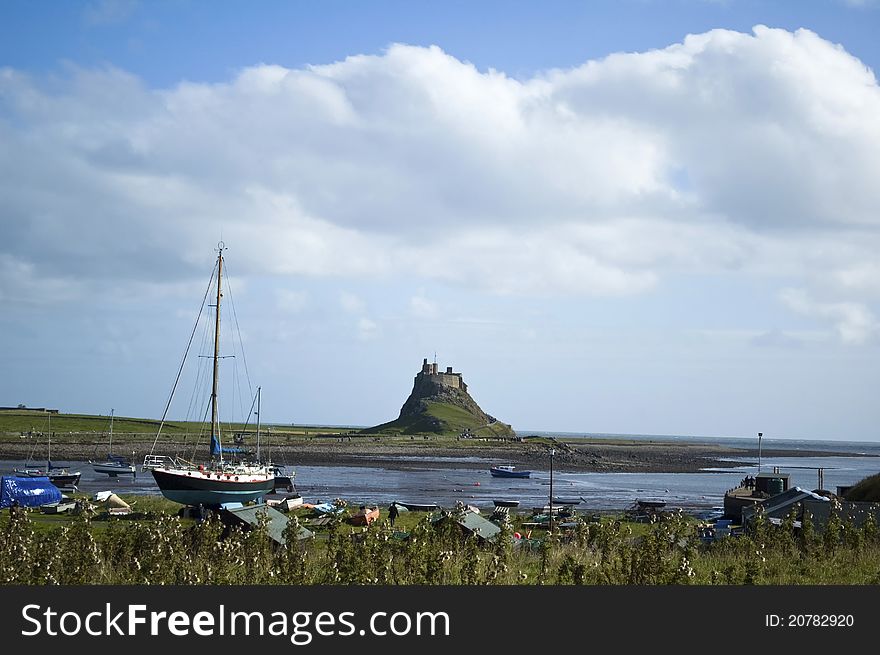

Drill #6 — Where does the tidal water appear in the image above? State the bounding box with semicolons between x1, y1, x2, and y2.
3;440;878;513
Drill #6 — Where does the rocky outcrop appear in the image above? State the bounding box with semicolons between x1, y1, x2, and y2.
363;359;515;436
398;373;490;424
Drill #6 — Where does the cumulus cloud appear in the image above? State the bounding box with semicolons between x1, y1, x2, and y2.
339;292;366;314
356;317;379;341
276;289;308;314
409;292;439;318
780;288;878;345
1;26;879;336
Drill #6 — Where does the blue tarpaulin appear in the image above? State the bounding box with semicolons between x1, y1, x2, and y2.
0;476;62;508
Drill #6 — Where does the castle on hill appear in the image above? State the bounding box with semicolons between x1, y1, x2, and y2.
416;358;468;392
361;356;514;436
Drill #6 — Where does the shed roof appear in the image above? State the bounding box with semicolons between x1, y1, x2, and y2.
742;487;828;522
223;503;313;544
451;511;502;542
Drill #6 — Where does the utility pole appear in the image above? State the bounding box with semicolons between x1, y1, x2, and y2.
757;432;763;474
549;448;555;533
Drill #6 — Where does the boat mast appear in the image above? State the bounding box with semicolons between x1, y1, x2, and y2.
109;408;114;453
211;245;224;463
256;386;261;462
47;410;51;468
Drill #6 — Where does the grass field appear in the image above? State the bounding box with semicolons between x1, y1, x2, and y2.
3;498;880;585
0;409;356;443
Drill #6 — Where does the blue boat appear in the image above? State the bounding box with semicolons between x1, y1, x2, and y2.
490;465;531;479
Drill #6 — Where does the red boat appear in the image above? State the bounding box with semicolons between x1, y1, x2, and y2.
350;505;380;526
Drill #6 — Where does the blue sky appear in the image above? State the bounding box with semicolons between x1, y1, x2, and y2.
3;2;880;86
1;1;879;440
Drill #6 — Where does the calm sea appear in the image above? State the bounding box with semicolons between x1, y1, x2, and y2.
3;434;878;514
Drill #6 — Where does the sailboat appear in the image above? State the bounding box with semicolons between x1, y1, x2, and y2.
145;244;275;506
15;412;82;488
89;409;136;477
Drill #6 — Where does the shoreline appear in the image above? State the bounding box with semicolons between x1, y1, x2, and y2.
0;434;871;474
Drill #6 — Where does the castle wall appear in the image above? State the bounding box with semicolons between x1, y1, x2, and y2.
415;359;465;390
436;373;461;389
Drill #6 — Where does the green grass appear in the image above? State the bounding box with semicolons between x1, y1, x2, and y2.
363;401;515;437
845;473;880;502
0;406;515;444
0;410;353;443
4;505;880;585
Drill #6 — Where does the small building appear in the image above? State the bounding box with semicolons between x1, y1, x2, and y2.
0;406;60;414
801;498;880;532
755;472;791;496
741;487;829;527
724;471;791;521
740;489;880;534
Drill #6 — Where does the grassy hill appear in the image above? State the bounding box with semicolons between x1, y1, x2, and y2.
0;410;188;436
0;409;356;443
844;473;880;502
363;400;515;437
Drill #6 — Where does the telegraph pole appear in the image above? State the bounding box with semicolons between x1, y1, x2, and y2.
549;448;555;533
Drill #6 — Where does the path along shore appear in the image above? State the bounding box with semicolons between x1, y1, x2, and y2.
0;433;866;474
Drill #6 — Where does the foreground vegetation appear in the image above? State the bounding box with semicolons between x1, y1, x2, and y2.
846;473;880;502
2;501;879;585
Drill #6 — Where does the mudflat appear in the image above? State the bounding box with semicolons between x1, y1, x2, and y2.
0;432;866;474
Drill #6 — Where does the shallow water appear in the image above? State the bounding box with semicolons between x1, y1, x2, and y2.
2;452;877;512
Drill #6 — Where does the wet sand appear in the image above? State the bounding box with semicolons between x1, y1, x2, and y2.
0;434;865;474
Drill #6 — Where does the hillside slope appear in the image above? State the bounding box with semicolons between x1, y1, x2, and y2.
363;363;515;437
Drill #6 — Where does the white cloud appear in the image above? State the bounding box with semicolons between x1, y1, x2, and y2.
356;317;379;341
1;26;879;330
0;254;83;305
276;289;308;313
339;292;366;314
409;293;439;318
780;288;878;345
833;263;880;296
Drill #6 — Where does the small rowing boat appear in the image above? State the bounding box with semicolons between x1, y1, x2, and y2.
350;505;380;526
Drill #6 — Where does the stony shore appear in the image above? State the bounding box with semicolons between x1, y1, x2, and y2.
0;434;865;474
